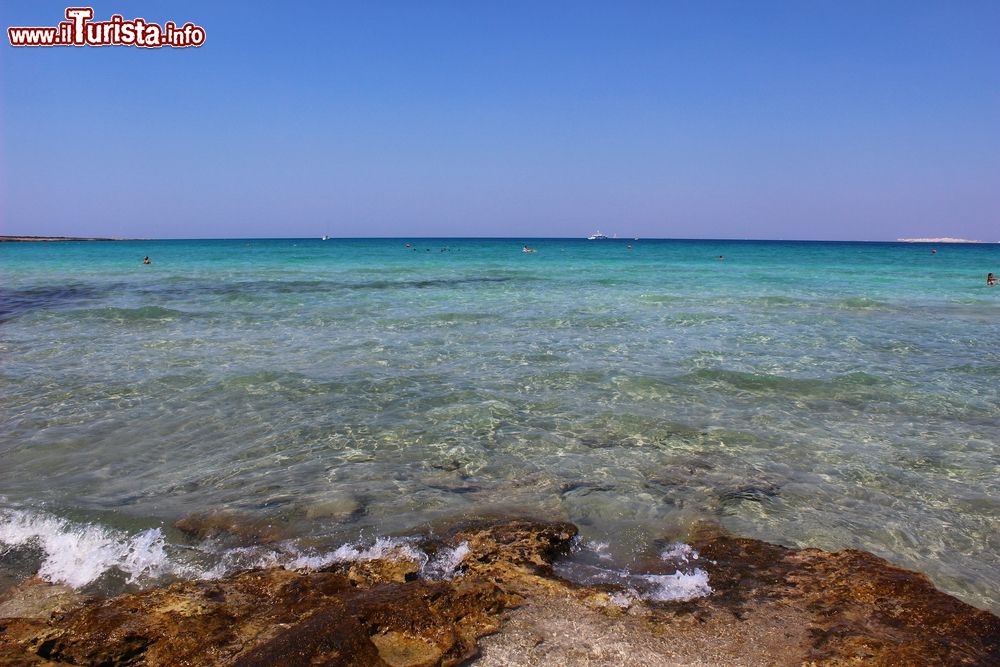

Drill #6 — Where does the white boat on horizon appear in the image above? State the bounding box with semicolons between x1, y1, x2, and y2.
587;230;609;240
321;235;330;241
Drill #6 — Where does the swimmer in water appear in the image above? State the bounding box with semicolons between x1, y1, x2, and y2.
718;255;725;260
522;244;536;253
989;272;996;286
143;256;151;265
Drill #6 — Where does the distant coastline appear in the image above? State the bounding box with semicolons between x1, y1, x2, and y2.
0;235;129;243
896;237;995;243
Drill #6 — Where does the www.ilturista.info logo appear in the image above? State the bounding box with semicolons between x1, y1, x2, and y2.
8;7;205;48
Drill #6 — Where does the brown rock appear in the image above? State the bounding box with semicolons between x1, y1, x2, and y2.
3;568;509;666
0;520;996;666
174;511;287;544
445;518;578;575
303;496;363;522
659;535;1000;665
0;578;86;620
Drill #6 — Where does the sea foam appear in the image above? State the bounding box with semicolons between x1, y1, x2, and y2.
556;542;712;606
4;506;705;601
0;508;474;590
203;537;471;581
0;508;178;588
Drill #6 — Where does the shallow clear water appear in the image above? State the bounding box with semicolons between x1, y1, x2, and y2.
1;238;998;612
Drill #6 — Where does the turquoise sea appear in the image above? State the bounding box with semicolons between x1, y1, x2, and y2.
1;238;998;612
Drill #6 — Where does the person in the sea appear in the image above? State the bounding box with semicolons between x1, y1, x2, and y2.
143;256;151;265
989;273;996;286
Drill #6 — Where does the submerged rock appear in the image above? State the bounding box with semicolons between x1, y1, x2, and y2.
173;510;288;544
0;519;996;666
303;495;364;522
0;578;85;620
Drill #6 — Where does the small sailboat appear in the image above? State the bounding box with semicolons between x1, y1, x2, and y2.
321;235;330;241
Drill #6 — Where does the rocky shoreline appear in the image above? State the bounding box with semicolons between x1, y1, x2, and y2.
1;519;997;666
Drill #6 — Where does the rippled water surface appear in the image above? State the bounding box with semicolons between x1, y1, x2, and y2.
1;238;998;612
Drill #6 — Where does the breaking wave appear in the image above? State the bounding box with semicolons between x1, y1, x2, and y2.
556;541;713;605
0;508;471;591
1;507;704;605
0;509;182;588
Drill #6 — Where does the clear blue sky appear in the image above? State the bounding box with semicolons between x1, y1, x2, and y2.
2;1;998;239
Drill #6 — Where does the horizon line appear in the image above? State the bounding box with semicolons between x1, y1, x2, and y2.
4;235;999;244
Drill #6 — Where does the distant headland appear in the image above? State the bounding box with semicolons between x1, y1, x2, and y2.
897;237;995;243
0;236;129;242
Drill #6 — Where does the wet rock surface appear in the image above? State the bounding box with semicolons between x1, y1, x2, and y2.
173;510;290;544
692;536;1000;665
1;519;997;666
0;579;86;621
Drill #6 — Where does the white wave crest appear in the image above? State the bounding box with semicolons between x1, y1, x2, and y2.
0;508;479;591
200;536;471;582
422;542;470;580
660;542;698;564
326;536;428;567
555;542;712;606
0;509;177;588
635;568;712;602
